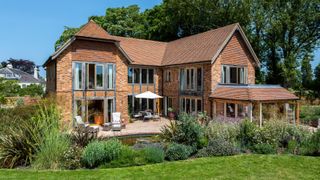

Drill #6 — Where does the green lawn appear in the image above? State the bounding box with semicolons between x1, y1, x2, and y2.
1;154;319;180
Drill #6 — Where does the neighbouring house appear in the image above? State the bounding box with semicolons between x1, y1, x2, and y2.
43;20;299;126
0;63;43;88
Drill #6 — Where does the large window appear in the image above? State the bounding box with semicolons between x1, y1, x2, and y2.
128;67;154;84
165;70;172;82
221;65;247;84
180;97;202;114
180;68;202;91
73;62;115;90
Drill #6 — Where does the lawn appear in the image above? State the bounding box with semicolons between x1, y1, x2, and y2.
1;154;319;180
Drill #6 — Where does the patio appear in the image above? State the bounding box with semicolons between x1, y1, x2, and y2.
98;117;170;137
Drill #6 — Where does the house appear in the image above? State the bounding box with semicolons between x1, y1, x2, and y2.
43;20;299;126
0;63;43;88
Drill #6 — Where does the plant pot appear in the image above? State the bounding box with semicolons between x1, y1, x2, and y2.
168;112;175;120
94;114;104;125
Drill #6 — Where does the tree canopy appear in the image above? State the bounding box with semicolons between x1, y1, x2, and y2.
1;58;36;74
55;0;320;93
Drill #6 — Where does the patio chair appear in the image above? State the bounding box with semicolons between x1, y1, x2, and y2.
143;111;154;121
112;112;122;131
133;111;144;119
74;116;99;133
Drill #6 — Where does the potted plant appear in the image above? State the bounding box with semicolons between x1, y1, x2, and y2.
94;111;104;125
168;107;175;120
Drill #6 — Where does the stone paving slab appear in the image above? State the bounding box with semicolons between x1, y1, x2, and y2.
98;118;171;137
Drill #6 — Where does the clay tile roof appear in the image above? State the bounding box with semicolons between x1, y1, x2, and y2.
162;24;238;65
75;20;113;40
110;36;167;66
210;85;299;101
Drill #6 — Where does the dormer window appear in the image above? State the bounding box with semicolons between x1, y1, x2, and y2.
221;65;247;84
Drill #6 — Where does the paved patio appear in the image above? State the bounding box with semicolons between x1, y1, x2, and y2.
98;117;171;137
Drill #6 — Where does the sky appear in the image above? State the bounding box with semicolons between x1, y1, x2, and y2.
0;0;319;77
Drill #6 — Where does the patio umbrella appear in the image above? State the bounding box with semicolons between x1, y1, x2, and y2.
135;91;162;114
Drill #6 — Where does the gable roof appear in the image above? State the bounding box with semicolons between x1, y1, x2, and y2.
0;67;43;84
44;21;260;67
210;84;298;101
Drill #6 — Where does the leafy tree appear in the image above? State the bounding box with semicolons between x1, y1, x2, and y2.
1;58;35;74
314;63;320;96
55;26;80;50
0;78;20;105
301;54;314;89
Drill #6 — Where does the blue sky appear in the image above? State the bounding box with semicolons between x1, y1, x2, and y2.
0;0;318;77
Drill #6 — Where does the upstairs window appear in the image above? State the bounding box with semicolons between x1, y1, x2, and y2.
180;68;202;91
128;67;154;84
107;64;114;89
74;63;83;89
221;65;247;84
96;64;104;88
165;70;172;82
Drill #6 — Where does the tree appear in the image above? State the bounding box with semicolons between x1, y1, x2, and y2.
55;26;80;50
301;54;314;89
314;63;320;96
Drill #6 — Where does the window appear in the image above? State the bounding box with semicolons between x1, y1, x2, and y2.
134;68;140;83
96;65;104;88
107;99;114;122
197;99;202;112
221;65;247;84
74;63;82;89
148;69;154;84
107;64;114;89
180;68;201;91
180;97;202;113
88;64;95;89
165;70;171;82
142;69;148;84
226;103;235;117
128;67;154;84
128;67;133;83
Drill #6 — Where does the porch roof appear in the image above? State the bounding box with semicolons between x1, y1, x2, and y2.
210;84;299;101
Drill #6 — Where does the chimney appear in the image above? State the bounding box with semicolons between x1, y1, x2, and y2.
7;63;13;68
34;66;39;79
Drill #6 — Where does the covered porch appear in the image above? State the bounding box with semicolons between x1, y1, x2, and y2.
210;84;300;126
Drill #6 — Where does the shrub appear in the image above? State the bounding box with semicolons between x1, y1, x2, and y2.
205;121;239;143
238;119;257;149
143;146;165;163
70;126;96;148
161;113;204;149
60;146;82;170
301;130;320;156
81;139;123;168
165;143;192;161
0;100;61;168
196;138;239;157
300;106;320;126
32;131;70;169
252;143;276;154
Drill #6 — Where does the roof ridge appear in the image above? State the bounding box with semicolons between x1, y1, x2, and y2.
110;35;168;44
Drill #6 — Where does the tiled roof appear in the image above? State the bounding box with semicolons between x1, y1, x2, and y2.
110;36;167;66
162;24;237;65
75;20;113;40
0;67;43;84
210;84;299;101
47;21;259;67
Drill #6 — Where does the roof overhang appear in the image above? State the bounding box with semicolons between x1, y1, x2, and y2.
43;35;133;67
210;84;299;102
210;24;261;68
